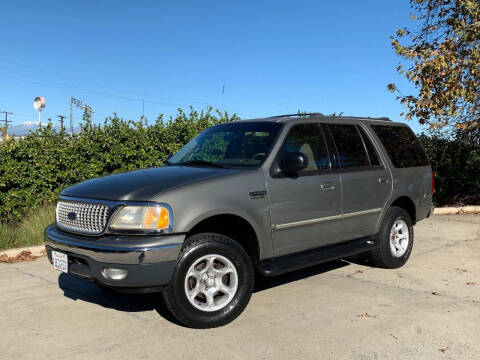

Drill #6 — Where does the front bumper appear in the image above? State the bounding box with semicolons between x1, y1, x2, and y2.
45;225;185;289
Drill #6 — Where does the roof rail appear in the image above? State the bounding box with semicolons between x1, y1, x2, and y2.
267;114;391;121
350;116;391;121
268;112;324;118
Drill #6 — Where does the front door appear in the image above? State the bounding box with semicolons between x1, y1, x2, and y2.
266;123;342;256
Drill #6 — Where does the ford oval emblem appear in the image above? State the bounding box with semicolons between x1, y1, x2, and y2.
67;212;77;221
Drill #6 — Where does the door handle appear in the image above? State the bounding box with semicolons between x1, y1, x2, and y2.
321;182;335;191
378;177;389;184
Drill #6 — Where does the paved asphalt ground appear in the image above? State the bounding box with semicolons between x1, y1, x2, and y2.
1;215;479;360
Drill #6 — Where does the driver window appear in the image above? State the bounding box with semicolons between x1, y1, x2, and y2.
281;124;330;172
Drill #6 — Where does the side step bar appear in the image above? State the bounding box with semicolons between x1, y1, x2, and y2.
256;237;378;277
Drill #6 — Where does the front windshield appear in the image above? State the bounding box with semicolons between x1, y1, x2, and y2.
167;121;283;168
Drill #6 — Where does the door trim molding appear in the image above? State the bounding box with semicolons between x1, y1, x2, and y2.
272;208;382;230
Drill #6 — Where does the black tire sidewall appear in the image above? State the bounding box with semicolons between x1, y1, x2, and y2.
167;233;254;328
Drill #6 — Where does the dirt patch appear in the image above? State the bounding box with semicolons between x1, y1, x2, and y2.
0;249;46;263
434;206;480;215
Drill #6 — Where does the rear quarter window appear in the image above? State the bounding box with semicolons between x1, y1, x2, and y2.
371;125;428;168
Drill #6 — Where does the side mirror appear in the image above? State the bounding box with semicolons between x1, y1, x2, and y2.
279;152;308;173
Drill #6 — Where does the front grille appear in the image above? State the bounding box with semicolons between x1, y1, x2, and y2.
56;200;110;235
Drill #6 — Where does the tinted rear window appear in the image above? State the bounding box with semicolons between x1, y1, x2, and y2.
371;125;428;168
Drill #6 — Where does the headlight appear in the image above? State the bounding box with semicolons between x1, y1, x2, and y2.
110;205;171;231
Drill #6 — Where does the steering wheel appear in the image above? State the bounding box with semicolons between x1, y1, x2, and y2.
252;152;266;160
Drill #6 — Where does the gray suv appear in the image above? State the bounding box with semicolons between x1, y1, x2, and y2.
45;114;434;328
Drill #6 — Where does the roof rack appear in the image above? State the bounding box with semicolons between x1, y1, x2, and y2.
342;116;391;122
268;113;391;121
268;112;324;118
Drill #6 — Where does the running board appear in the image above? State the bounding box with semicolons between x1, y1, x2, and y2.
256;238;378;277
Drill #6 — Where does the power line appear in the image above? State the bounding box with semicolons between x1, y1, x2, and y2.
0;72;167;105
0;59;225;124
0;58;213;106
0;71;214;123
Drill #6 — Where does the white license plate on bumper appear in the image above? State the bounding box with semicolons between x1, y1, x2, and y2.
52;251;68;273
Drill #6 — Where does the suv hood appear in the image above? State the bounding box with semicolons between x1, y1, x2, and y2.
61;166;237;201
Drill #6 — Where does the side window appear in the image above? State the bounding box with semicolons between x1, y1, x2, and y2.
357;126;381;166
328;124;369;168
371;125;428;168
281;124;330;172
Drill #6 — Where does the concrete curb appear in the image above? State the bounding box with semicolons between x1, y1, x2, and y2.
433;206;480;215
0;245;46;259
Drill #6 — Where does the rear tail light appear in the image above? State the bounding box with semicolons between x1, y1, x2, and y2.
431;171;435;194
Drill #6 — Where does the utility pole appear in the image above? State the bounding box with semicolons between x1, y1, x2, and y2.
57;115;66;134
69;96;73;135
0;111;13;138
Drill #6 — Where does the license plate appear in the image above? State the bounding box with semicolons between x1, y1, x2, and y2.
52;251;68;273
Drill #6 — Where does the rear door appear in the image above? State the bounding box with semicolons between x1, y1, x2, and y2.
370;124;433;221
326;123;392;240
266;123;342;256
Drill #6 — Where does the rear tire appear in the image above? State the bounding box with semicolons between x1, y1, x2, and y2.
370;207;414;269
163;232;254;328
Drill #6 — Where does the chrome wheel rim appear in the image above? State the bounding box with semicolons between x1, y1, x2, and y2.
184;254;238;312
390;219;409;258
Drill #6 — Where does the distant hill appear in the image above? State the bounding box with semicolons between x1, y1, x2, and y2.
8;121;41;136
7;121;73;136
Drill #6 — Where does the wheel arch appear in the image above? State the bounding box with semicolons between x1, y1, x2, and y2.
185;213;261;263
375;195;417;234
390;196;417;224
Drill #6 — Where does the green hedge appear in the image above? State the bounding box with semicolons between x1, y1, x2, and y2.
0;108;238;222
1;108;478;223
419;129;480;206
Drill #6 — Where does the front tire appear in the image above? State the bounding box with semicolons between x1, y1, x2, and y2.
370;207;414;269
163;233;254;328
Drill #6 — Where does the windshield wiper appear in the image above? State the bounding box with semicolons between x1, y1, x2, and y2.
180;160;226;168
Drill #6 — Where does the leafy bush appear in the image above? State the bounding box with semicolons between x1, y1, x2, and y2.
420;128;480;206
0;108;238;222
1;106;478;224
